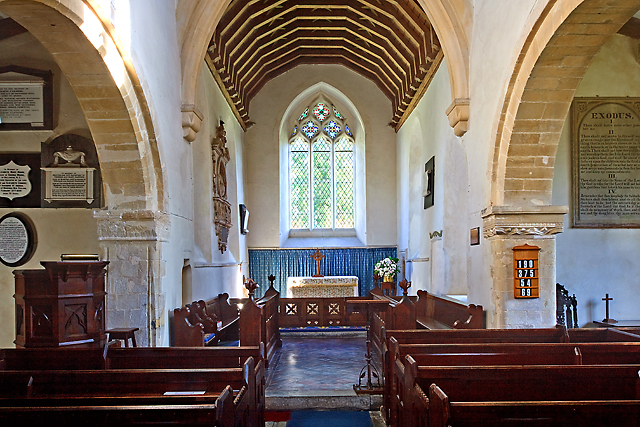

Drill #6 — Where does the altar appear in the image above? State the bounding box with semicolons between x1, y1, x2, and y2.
286;276;359;298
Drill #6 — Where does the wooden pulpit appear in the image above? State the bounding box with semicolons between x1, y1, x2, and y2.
13;260;109;348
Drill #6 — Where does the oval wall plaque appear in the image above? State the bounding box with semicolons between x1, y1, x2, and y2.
0;212;36;267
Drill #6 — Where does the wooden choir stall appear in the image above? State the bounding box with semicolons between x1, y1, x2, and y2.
13;260;108;348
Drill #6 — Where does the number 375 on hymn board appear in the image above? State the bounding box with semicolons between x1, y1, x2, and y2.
513;244;540;299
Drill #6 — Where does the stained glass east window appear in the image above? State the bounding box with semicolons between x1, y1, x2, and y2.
289;99;355;230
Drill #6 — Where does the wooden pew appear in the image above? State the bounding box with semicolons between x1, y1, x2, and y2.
383;327;640;426
204;293;240;342
414;290;485;329
239;284;282;367
172;305;212;347
0;348;264;427
0;389;235;426
408;361;640;427
0;346;264;370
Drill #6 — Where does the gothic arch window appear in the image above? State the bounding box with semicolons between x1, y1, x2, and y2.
289;98;355;230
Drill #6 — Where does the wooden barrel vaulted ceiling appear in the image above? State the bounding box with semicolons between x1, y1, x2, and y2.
207;0;443;131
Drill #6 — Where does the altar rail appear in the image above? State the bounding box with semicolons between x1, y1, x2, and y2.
278;297;368;328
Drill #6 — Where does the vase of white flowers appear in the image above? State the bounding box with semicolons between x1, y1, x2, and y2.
375;257;400;282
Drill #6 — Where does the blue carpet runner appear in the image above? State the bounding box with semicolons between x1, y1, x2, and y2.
286;411;373;427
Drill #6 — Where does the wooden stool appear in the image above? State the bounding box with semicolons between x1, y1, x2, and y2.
107;328;139;347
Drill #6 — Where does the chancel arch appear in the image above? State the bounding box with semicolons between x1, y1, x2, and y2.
0;0;164;346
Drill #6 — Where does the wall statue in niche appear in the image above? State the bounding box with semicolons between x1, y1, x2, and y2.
212;121;232;253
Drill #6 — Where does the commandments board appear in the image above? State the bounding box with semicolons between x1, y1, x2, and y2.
572;98;640;228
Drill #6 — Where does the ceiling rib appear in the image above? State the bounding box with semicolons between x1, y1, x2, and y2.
208;0;441;130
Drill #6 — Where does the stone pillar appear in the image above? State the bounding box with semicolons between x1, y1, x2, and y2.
482;206;567;328
94;210;170;346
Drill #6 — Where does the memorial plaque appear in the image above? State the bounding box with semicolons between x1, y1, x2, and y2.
42;167;95;203
0;153;41;208
0;212;36;267
41;134;102;208
0;66;53;131
572;98;640;228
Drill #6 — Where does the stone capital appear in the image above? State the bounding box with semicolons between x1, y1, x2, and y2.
446;98;470;137
481;205;568;239
94;209;170;242
181;104;204;142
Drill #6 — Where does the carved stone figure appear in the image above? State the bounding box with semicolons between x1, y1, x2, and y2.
52;146;87;167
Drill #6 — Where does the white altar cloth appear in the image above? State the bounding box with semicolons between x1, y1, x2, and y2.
286;276;359;298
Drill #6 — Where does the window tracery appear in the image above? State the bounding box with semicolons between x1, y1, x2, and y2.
289;98;355;230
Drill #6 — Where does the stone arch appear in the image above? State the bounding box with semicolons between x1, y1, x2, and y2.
0;0;161;211
492;0;640;207
416;0;472;136
177;0;230;140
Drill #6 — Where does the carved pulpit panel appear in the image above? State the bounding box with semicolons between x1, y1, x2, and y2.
212;122;232;253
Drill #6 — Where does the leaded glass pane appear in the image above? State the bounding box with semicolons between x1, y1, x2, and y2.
312;103;330;122
335;147;354;228
324;120;341;139
290;142;309;229
292;125;297;137
335;136;352;151
290;136;307;151
298;107;309;121
302;120;319;139
333;105;344;120
312;137;332;228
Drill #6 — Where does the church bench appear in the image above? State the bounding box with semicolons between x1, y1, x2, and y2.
0;397;234;427
0;346;263;370
172;305;213;347
204;293;240;342
384;326;571;346
405;362;640;427
394;341;640;365
427;384;640;427
0;354;264;426
414;290;485;329
239;285;282;367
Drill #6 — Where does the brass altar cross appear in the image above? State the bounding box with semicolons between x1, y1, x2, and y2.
602;293;617;323
310;249;325;277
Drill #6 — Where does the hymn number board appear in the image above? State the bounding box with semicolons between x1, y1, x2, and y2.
513;244;540;299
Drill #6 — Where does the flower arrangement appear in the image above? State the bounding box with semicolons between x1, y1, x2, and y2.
374;257;400;280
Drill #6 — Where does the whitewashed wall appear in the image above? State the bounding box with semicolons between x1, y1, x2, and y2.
396;62;469;296
553;34;640;324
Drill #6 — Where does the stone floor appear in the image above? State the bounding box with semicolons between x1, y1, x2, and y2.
265;332;385;426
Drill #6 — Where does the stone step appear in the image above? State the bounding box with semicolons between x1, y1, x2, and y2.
266;390;382;411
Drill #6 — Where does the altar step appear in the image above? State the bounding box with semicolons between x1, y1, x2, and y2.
266;390;382;411
279;326;365;338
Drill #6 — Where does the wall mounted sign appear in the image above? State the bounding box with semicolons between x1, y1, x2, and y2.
0;66;53;131
513;244;540;299
0;153;40;208
572;98;640;228
423;156;435;209
0;212;36;267
41;134;101;208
